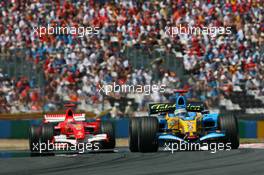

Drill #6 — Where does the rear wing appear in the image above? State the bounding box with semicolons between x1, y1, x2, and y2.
44;113;86;122
149;103;176;115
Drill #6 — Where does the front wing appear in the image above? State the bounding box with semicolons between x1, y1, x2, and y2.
158;132;225;143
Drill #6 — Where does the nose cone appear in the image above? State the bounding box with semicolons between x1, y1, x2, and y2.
73;124;85;139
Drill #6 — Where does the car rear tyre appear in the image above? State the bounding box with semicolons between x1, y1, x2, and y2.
129;118;141;152
29;125;40;153
41;123;54;152
138;117;159;152
100;121;116;149
218;115;239;149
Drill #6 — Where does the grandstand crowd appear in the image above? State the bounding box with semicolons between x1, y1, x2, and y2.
0;0;263;115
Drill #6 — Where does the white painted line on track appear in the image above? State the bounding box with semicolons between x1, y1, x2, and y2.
240;143;264;149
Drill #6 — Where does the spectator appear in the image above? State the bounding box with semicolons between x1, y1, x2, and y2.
0;0;263;113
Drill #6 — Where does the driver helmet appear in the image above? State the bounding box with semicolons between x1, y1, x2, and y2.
174;108;187;117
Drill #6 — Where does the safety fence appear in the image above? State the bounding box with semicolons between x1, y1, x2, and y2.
0;118;263;139
122;47;185;79
0;47;185;88
0;49;45;88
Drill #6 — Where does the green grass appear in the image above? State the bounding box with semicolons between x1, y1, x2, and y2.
240;138;264;144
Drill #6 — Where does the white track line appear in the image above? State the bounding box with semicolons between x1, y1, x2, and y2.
240;143;264;149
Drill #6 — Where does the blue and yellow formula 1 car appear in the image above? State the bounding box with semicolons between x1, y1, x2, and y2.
129;90;239;152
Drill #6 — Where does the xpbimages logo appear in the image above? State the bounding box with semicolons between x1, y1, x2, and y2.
33;24;100;37
32;140;100;153
98;82;166;95
164;141;232;154
165;24;231;38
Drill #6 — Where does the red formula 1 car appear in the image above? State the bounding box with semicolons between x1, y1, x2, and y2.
29;104;115;154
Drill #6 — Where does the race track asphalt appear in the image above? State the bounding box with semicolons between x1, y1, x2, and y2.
0;148;264;175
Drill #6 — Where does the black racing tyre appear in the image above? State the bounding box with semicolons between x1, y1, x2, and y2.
129;118;141;152
138;117;159;153
100;121;116;149
218;115;239;149
29;125;40;153
41;123;54;152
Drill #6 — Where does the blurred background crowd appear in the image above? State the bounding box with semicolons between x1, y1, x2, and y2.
0;0;263;116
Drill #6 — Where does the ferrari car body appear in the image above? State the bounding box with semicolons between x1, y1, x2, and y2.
29;105;115;154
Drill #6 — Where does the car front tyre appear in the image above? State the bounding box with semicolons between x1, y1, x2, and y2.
218;115;239;149
138;117;159;153
129;118;141;152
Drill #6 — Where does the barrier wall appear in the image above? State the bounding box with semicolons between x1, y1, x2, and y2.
0;119;263;139
0;119;129;139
